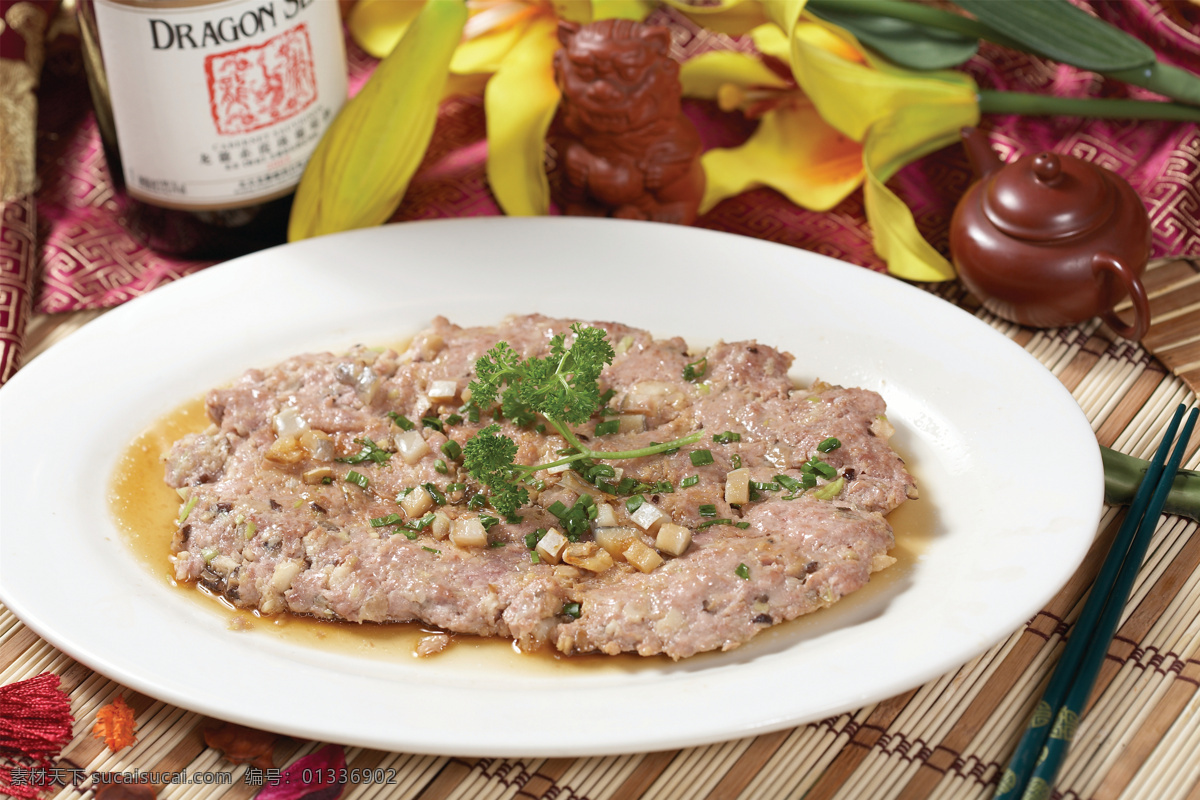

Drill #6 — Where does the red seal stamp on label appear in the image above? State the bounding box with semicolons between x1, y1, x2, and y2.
205;24;317;135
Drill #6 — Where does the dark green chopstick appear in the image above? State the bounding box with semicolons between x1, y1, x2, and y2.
994;404;1194;800
1021;406;1198;798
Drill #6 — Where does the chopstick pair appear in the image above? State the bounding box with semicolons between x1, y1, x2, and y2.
994;403;1199;800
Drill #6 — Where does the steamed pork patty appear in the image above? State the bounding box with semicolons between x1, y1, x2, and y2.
165;315;916;659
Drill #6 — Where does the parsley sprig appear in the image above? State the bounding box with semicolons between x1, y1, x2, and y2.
463;324;703;518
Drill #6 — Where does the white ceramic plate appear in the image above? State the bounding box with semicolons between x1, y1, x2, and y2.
0;218;1102;757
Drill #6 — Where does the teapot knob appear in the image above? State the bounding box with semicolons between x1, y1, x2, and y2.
1032;153;1061;184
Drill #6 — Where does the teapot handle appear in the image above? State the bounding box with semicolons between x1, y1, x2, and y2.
1092;252;1150;342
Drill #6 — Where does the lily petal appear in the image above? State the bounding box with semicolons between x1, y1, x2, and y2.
789;17;975;142
347;0;426;59
453;17;530;74
486;17;562;216
679;50;790;99
862;104;977;282
700;103;863;214
289;0;467;240
590;0;653;21
660;0;772;36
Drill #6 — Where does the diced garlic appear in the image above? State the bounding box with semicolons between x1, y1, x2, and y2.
725;467;750;505
655;523;692;557
302;467;334;485
630;501;666;533
535;528;569;565
270;559;303;592
272;406;309;438
563;542;615;574
427;380;458;401
401;485;434;517
449;517;487;548
870;554;897;573
617;414;645;433
594;526;640;559
394;429;429;465
594;502;619;528
265;435;305;464
299;429;334;461
430;510;451;540
624;540;663;573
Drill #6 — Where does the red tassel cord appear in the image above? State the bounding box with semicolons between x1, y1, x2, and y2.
0;672;75;798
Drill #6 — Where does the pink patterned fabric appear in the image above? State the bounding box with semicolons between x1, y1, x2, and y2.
28;3;1200;318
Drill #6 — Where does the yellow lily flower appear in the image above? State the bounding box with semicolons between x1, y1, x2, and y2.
786;14;979;281
348;0;652;218
679;28;864;216
289;0;467;240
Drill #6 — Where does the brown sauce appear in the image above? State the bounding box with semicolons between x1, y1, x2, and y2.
107;395;932;671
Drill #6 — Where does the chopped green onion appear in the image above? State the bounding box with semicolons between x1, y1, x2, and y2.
653;480;675;494
817;437;841;453
321;476;333;485
344;470;369;489
387;411;415;431
370;513;404;527
735;563;750;579
814;461;838;479
201;547;218;564
599;388;616;407
683;356;708;381
526;528;548;549
812;477;845;500
698;504;718;517
479;514;500;529
531;552;541;564
713;431;741;444
178;494;198;523
336;437;391;465
244;520;257;539
681;475;700;488
625;495;646;514
445;413;463;426
731;454;742;470
441;440;462;460
422;546;440;554
446;482;466;493
421;416;444;432
434;459;448;474
562;602;582;619
690;450;714;466
422;483;447;505
547;500;568;519
697;518;734;529
751;481;781;492
776;475;802;492
468;494;486;509
735;522;750;529
489;541;507;548
594;419;620;436
801;473;817;489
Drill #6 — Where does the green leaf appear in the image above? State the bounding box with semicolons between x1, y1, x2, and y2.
808;6;979;70
953;0;1155;72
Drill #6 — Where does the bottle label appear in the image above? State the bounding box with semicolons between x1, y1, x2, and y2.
93;0;347;210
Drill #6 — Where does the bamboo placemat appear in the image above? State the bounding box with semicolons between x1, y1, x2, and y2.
4;259;1200;800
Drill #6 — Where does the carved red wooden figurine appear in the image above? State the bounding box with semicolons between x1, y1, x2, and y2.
550;19;705;225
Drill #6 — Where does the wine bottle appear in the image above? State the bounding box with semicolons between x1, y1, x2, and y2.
77;0;347;258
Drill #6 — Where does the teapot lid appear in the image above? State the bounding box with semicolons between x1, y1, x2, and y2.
983;152;1114;242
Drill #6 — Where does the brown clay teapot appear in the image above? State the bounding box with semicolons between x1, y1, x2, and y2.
949;127;1151;340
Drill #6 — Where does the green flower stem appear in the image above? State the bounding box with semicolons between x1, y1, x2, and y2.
980;91;1200;121
806;0;1025;50
1108;63;1200;107
1102;445;1200;522
517;429;705;475
807;0;1200;107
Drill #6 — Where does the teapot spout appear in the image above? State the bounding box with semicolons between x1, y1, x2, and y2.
961;126;1002;180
